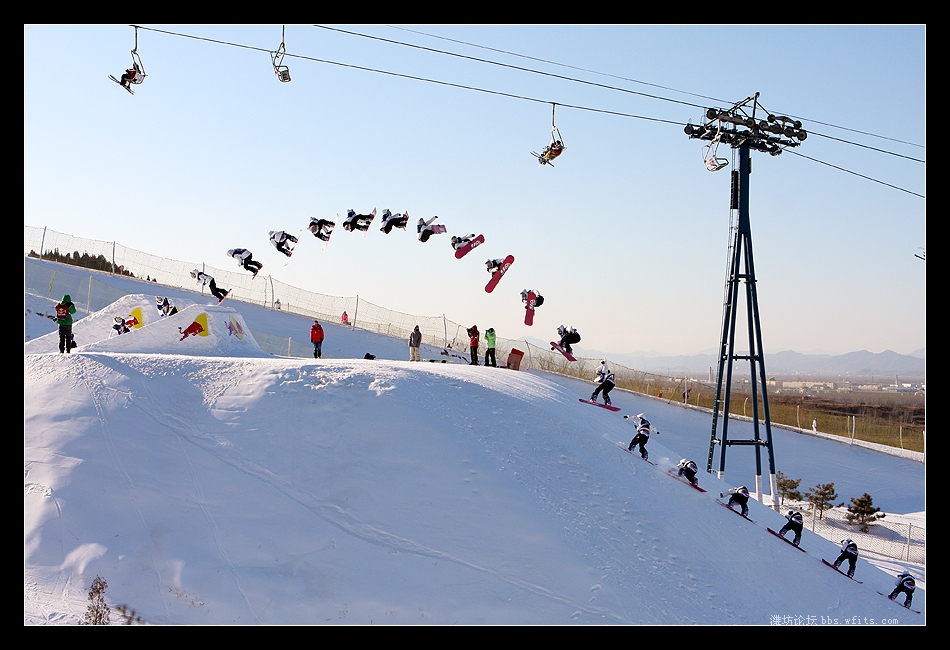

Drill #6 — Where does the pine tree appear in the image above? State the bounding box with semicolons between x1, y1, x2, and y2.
845;492;886;533
776;471;803;506
804;482;839;520
82;575;111;625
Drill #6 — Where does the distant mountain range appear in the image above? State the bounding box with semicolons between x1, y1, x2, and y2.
523;338;925;378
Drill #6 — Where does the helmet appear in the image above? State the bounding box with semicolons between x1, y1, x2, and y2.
269;231;275;237
115;316;124;323
227;249;236;257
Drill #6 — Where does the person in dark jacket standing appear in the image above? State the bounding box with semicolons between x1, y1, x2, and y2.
55;294;77;354
310;320;325;359
409;325;422;361
467;325;480;365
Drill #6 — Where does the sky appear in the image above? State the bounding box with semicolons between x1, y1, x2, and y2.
24;270;925;624
23;25;926;357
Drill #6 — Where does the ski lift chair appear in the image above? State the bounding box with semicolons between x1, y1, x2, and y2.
272;26;291;82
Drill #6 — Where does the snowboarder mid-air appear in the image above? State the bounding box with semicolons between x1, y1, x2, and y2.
269;230;298;257
555;325;581;354
308;217;335;241
343;209;375;232
191;270;230;302
452;234;477;251
228;248;263;275
521;289;544;308
417;216;442;242
380;209;410;234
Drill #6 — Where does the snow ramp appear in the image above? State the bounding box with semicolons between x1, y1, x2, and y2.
79;303;267;357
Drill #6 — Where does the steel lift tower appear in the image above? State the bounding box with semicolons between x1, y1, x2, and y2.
684;93;807;507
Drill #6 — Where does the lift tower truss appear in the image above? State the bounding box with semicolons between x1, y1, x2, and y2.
684;93;807;507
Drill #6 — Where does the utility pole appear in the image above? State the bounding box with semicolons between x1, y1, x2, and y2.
685;93;807;507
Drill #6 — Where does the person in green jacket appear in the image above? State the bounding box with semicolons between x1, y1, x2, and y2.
484;327;497;367
55;294;77;354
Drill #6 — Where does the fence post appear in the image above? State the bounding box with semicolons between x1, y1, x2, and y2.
353;295;359;328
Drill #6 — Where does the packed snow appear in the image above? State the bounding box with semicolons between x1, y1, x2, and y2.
25;270;924;625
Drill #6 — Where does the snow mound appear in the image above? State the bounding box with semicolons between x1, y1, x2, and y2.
78;303;267;357
25;293;196;353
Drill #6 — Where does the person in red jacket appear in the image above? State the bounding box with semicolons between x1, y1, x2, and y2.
310;320;325;359
467;325;480;365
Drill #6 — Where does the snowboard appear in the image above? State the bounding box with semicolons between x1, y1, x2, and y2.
485;255;514;293
667;470;706;492
108;75;134;94
876;592;920;614
282;230;303;265
550;341;576;361
217;290;231;305
524;290;537;325
252;263;263;279
580;398;620;412
767;527;805;551
454;234;485;259
322;216;338;250
618;444;656;465
360;210;377;238
716;499;755;523
821;559;862;583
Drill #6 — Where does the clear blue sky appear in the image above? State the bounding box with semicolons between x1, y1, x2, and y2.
24;24;925;356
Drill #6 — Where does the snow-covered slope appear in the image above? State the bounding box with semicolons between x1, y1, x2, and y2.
24;279;925;625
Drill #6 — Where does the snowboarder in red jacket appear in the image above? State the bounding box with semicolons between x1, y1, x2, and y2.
310;320;325;359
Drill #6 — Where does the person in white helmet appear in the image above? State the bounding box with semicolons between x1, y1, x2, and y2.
833;538;859;578
625;413;656;460
269;230;298;257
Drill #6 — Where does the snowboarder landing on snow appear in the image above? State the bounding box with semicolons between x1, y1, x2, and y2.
269;230;298;257
555;325;581;354
590;361;615;406
625;412;655;460
451;234;476;251
228;248;263;275
308;217;335;241
721;486;751;517
888;572;917;609
343;209;375;232
777;509;805;546
191;269;230;302
676;459;699;487
380;209;409;234
521;289;544;308
833;538;859;578
417;216;441;242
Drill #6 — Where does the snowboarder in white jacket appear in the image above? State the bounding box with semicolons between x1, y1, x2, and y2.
589;361;615;406
888;572;916;609
380;209;409;234
228;248;263;275
269;230;298;256
625;412;656;459
777;509;804;545
721;486;751;517
676;459;699;486
833;538;859;577
191;269;229;301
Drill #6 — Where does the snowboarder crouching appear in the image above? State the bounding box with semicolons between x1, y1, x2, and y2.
676;459;699;486
888;572;916;609
777;509;804;545
485;258;507;275
343;209;375;232
452;234;476;250
833;538;859;578
721;485;750;517
417;216;441;242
